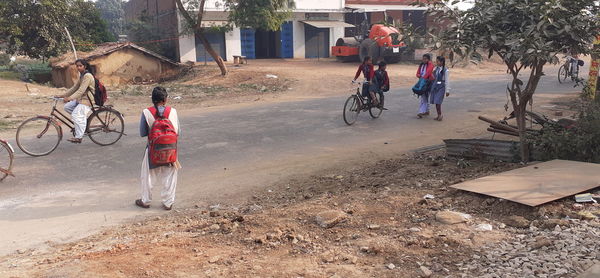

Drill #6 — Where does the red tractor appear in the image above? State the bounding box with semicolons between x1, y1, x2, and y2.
332;22;407;63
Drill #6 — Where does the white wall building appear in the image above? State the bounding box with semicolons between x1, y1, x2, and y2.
177;0;352;63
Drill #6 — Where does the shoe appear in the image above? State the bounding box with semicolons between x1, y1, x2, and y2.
423;111;430;116
417;113;423;119
135;199;150;209
67;138;82;144
435;115;444;121
162;204;173;211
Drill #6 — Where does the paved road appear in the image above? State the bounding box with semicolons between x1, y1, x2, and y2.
0;65;586;255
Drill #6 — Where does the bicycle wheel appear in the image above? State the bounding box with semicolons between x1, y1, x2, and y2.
0;141;14;181
16;116;62;157
87;108;124;146
369;94;383;119
343;96;361;125
558;65;568;83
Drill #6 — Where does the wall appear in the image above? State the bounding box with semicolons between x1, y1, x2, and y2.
346;0;417;4
225;27;241;61
91;49;178;86
178;12;197;63
295;0;345;10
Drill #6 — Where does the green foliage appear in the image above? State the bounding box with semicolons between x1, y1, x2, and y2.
0;53;10;66
126;11;175;59
179;0;294;32
95;0;124;39
0;0;115;59
429;0;599;67
222;0;294;31
428;0;600;161
533;101;600;163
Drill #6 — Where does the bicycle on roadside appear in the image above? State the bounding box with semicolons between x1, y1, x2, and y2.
0;139;15;181
16;95;125;157
558;55;582;83
343;81;384;125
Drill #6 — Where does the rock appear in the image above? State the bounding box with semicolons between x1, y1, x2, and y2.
208;256;220;263
409;227;422;233
420;266;433;277
367;224;381;230
386;263;396;270
504;216;530;228
321;251;335;263
16;249;26;254
209;211;221;217
578;263;600;278
209;224;220;231
475;224;493;231
531;237;553;249
435;211;471;224
540;219;569;230
576;211;597;220
315;210;348;228
4;114;16;119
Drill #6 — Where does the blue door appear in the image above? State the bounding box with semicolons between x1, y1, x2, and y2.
240;28;256;59
196;31;226;62
281;22;294;58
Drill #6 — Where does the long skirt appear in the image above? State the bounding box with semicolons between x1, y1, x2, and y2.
429;83;446;105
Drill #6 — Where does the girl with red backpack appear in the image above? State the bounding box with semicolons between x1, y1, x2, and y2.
135;87;181;211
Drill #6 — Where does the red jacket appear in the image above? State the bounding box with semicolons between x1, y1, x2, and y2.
355;64;375;81
416;61;434;80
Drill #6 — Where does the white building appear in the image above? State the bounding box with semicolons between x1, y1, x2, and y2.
177;0;352;62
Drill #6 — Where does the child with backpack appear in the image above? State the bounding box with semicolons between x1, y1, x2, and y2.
135;87;181;210
55;59;95;143
372;61;390;109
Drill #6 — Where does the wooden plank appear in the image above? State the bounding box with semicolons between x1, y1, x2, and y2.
451;160;600;206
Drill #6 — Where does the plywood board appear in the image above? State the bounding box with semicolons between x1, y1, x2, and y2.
451;160;600;206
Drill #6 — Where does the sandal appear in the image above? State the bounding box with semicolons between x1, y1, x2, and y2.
162;204;173;211
435;115;444;121
135;199;150;209
67;138;82;144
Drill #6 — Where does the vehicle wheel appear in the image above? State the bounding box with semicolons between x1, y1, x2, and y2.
87;108;124;146
343;96;361;125
369;94;383;119
0;141;14;181
16;116;62;157
558;64;568;84
384;55;402;64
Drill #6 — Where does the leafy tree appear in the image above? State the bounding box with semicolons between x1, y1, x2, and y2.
429;0;600;162
69;0;116;51
126;11;176;59
95;0;124;39
175;0;294;76
0;0;114;59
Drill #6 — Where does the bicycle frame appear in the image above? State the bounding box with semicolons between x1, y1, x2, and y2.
45;94;124;136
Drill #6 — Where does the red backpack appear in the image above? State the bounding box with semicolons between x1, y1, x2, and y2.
93;77;108;106
147;106;178;166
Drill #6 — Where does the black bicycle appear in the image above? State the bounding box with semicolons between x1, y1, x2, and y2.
343;81;384;125
558;55;580;83
16;96;125;156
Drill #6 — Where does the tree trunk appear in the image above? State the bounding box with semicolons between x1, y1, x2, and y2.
515;103;529;162
196;31;227;76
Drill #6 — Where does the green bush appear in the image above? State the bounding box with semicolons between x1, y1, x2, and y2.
0;53;10;66
532;101;600;163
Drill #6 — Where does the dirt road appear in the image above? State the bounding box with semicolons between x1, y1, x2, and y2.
0;61;586;257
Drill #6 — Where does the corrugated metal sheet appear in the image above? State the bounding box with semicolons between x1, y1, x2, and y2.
444;139;520;162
